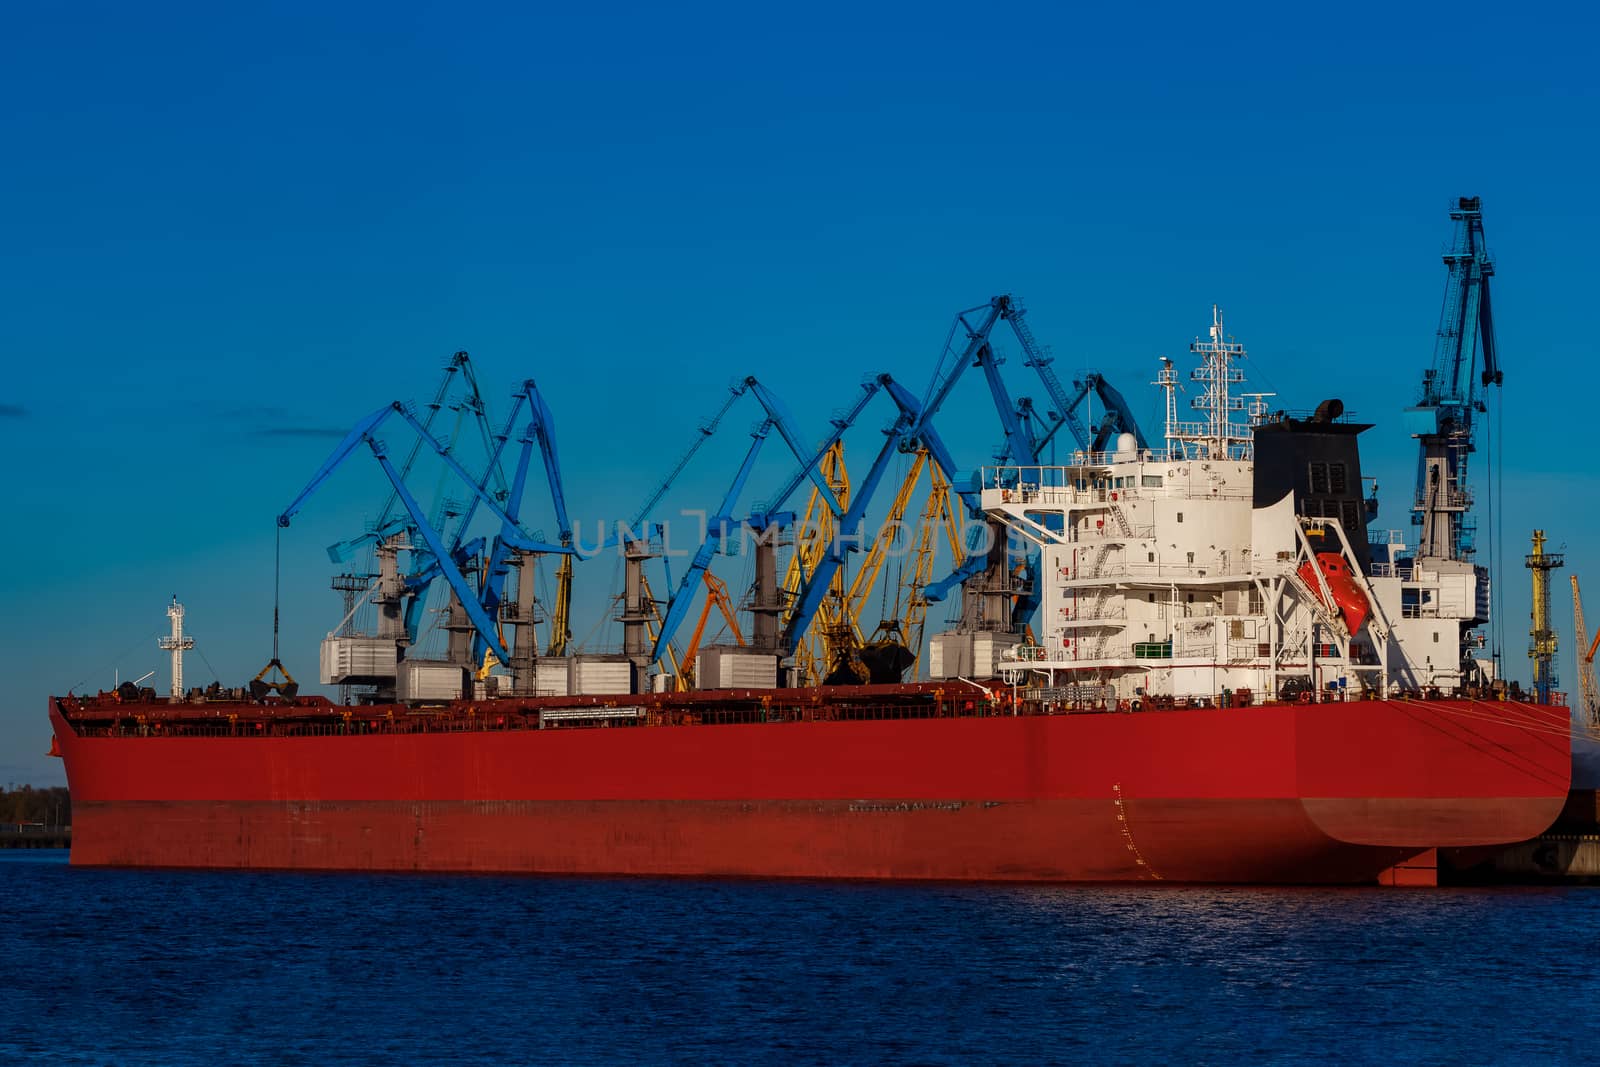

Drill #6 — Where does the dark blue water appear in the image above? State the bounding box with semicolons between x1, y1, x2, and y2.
5;851;1598;1065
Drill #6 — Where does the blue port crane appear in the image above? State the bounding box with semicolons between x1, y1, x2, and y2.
1407;196;1502;563
647;297;1149;680
644;375;869;665
1005;298;1148;455
648;420;775;665
774;297;1151;675
918;295;1147;461
905;298;1039;617
777;373;969;660
457;378;577;656
324;352;506;566
278;388;576;669
310;352;519;658
910;296;1147;616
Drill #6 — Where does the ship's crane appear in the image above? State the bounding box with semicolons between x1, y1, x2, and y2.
1571;575;1600;729
1408;197;1502;563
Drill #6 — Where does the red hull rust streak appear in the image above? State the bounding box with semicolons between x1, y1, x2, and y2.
50;696;1571;884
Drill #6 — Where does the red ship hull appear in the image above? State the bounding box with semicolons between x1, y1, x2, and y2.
50;696;1570;884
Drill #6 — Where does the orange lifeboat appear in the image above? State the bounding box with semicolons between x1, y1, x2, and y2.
1297;552;1370;634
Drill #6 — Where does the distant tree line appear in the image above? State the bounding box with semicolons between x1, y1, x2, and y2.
1;786;71;826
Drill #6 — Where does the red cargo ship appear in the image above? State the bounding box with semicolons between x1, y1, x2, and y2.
53;206;1567;885
49;686;1569;883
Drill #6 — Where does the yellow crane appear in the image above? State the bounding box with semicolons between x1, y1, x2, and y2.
893;459;962;679
781;445;968;685
783;442;851;684
843;450;967;684
1527;530;1564;704
841;451;930;634
547;555;573;657
509;552;573;659
637;571;683;683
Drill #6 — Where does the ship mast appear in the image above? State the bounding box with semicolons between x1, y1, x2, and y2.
157;596;195;701
1154;356;1181;457
1168;305;1251;461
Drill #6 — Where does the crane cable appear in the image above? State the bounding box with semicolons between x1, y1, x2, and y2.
1483;396;1494;666
251;523;297;692
273;524;282;664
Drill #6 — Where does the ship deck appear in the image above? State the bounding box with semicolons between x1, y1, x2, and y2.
53;681;1535;740
58;681;1047;737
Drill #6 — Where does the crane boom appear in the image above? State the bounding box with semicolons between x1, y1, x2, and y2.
649;420;773;664
629;385;745;529
1003;300;1148;452
364;438;511;666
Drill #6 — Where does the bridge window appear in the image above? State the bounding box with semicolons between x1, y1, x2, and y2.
1329;463;1348;494
1309;462;1329;494
1143;475;1163;488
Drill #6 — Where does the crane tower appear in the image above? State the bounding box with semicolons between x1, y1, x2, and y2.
1526;531;1563;704
1409;196;1501;564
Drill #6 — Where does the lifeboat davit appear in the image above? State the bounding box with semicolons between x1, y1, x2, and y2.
1297;552;1370;634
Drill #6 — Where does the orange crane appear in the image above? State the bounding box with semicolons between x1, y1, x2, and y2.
1572;575;1600;728
1574;579;1600;729
679;571;745;690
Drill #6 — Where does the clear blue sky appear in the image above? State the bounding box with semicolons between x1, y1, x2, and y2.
4;1;1598;786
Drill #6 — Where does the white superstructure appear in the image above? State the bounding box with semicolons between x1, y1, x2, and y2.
985;309;1488;708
